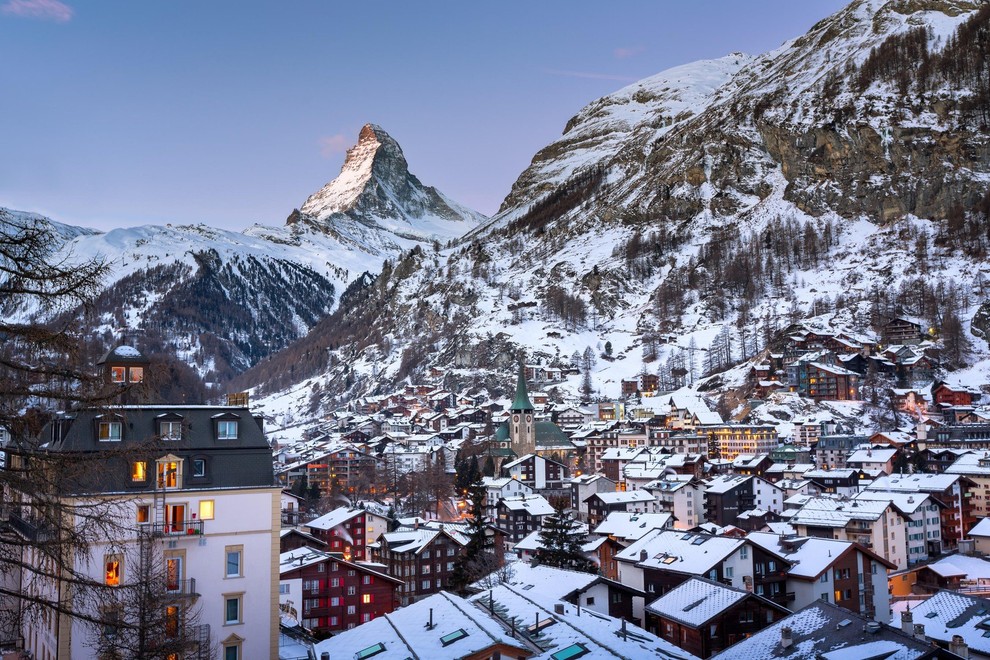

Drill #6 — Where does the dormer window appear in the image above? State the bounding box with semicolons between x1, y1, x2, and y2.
110;366;126;383
213;413;240;440
128;366;144;383
157;413;183;440
98;417;123;442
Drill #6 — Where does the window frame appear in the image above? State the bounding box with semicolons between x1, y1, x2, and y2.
223;593;244;625
225;545;243;579
98;420;123;442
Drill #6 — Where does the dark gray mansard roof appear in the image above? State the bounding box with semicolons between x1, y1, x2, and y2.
40;405;274;493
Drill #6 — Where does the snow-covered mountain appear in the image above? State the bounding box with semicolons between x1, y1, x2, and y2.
243;0;990;428
5;125;485;383
294;123;485;249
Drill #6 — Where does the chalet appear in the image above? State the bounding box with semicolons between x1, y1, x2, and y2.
481;476;534;520
845;445;898;476
594;511;675;546
372;525;467;606
584;490;657;526
911;554;990;594
569;473;616;520
882;317;924;344
306;506;390;561
278;547;402;634
786;496;908;568
704;475;784;527
643;476;706;530
645;577;789;658
746;532;894;620
730;453;773;477
615;530;751;623
496;494;556;543
501;453;570;496
279;528;327;554
787;356;861;402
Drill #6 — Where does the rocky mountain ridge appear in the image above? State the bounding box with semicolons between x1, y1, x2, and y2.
243;0;990;429
6;125;484;385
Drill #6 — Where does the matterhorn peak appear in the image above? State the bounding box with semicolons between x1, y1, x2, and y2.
293;123;484;244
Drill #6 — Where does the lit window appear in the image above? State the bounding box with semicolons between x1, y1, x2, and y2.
99;421;122;441
128;366;144;383
226;547;242;578
199;500;214;520
362;594;373;604
136;505;150;523
218;421;238;440
110;366;126;383
131;461;147;482
105;556;121;586
157;460;180;488
165;605;179;638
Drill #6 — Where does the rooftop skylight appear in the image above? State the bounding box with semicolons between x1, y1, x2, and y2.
551;642;591;660
439;629;469;647
355;642;386;659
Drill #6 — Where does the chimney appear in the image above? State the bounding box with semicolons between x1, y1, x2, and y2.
554;603;565;614
781;626;793;649
913;623;926;641
321;653;330;660
427;608;434;630
640;550;648;562
901;607;913;635
950;634;970;659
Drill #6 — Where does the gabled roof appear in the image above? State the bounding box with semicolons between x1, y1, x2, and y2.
313;592;529;660
892;590;990;656
646;577;784;628
713;601;937;660
616;529;743;575
306;506;364;531
593;512;673;542
586;490;656;506
746;532;894;579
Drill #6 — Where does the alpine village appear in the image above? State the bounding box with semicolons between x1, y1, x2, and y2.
5;1;990;659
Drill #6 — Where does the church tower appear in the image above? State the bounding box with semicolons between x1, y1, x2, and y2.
509;363;536;457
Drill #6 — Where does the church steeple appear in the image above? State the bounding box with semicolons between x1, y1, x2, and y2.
511;362;534;412
509;363;536;457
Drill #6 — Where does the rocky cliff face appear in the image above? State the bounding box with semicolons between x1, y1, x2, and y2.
245;0;990;418
293;124;485;250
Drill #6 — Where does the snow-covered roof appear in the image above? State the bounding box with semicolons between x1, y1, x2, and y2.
499;494;555;516
593;512;673;541
617;529;743;575
788;496;892;528
853;490;935;516
715;601;934;660
746;532;883;580
305;506;363;531
891;591;990;656
866;472;962;493
970;517;990;538
947;451;990;476
705;475;752;494
923;554;990;581
313;591;527;660
588;490;656;505
845;447;897;465
646;577;750;627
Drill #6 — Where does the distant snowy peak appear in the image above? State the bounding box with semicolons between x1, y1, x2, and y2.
294;123;485;243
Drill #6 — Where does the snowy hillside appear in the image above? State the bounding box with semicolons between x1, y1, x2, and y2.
245;0;990;431
4;124;485;383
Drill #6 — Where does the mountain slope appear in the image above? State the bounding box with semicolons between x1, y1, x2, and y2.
244;0;990;424
6;125;485;384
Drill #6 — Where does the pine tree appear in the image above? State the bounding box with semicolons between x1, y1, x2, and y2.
534;506;597;573
449;478;495;592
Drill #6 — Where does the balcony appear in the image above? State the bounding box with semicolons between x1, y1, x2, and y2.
6;510;53;542
164;578;199;599
140;520;205;537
